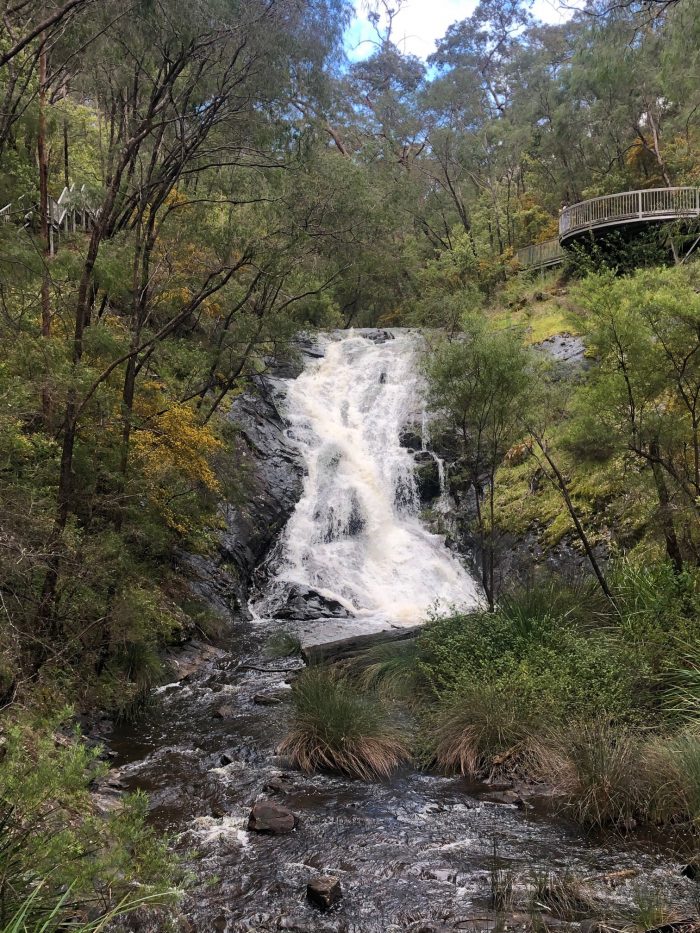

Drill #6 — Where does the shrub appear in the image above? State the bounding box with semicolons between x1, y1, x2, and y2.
0;715;178;928
418;582;637;729
279;667;410;780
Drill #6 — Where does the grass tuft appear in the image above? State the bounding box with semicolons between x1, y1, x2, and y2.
549;720;641;829
264;630;303;659
279;667;410;780
431;684;534;778
345;638;422;701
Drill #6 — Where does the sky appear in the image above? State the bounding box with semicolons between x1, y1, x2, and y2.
346;0;577;61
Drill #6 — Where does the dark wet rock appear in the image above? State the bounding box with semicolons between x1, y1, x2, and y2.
414;451;441;504
164;641;227;682
263;774;296;795
217;375;306;609
275;584;351;621
253;691;286;706
353;328;394;343
681;861;699;880
213;704;236;719
480;789;520;806
306;875;342;910
219;752;235;766
247;799;298;834
400;427;423;451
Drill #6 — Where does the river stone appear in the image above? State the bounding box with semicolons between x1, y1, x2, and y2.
306;875;342;910
247;799;298;834
213;703;236;719
253;691;285;706
413;451;441;504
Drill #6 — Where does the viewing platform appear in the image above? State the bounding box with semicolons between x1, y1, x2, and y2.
517;186;700;270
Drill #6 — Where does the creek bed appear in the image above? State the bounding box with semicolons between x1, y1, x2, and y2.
110;620;699;933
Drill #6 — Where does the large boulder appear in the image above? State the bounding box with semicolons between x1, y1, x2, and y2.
274;584;351;621
399;426;423;451
247;799;298;834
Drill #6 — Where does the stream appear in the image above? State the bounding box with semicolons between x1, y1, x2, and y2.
111;332;698;932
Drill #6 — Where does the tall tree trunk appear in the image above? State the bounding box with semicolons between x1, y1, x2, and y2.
38;35;52;422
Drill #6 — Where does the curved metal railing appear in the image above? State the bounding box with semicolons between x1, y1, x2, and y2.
559;186;700;242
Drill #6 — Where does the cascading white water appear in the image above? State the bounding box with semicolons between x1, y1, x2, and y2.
254;331;481;625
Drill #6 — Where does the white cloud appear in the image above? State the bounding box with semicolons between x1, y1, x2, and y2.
346;0;577;61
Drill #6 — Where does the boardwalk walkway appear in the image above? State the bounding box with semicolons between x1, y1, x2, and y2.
517;186;700;270
1;183;95;254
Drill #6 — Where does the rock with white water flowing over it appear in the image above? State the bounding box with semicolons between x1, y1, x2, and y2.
251;331;481;630
306;875;342;910
247;799;298;834
274;583;351;621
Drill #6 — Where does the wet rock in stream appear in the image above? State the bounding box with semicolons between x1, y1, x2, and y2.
307;875;342;910
247;798;299;834
274;583;351;622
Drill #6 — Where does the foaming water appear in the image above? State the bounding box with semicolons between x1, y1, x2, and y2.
252;331;481;624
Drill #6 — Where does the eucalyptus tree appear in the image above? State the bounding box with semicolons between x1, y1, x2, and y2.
571;268;700;571
26;0;353;664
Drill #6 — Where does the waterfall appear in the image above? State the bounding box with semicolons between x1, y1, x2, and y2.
252;331;481;626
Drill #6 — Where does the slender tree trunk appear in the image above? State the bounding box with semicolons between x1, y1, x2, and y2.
63;114;69;188
530;433;615;604
649;438;684;574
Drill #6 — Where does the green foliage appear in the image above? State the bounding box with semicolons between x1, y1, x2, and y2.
345;638;422;701
0;715;178;928
419;579;637;729
564;228;671;277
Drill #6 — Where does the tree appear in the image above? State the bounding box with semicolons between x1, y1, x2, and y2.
426;317;532;607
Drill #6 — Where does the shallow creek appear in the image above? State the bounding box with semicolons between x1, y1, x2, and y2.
111;621;696;932
111;332;697;931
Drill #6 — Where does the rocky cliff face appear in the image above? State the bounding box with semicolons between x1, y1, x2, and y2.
182;366;307;620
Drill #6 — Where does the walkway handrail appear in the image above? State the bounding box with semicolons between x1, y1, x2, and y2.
560;186;700;241
1;182;96;252
516;237;564;270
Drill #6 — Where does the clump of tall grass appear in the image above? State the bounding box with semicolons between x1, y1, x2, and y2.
279;667;410;780
547;720;643;829
264;629;303;659
345;638;422;701
431;684;537;778
528;870;595;921
640;729;700;825
3;884;173;933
